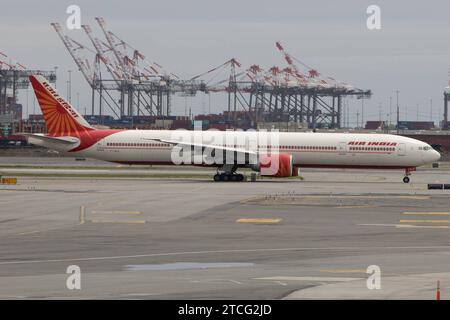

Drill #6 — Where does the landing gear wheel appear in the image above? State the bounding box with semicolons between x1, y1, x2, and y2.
403;176;410;184
213;171;245;182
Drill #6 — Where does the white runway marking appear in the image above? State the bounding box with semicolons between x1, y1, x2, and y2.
255;276;362;282
119;293;158;297
189;279;243;285
358;223;449;229
396;225;449;229
124;262;254;271
1;246;450;266
358;223;404;227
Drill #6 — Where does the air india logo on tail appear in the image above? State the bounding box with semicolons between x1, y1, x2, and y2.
42;81;79;118
29;75;92;137
29;75;122;152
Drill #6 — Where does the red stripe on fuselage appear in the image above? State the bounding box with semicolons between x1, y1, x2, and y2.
112;160;415;171
70;130;122;152
295;164;416;170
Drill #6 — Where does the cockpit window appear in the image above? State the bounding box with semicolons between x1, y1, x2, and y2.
423;146;432;151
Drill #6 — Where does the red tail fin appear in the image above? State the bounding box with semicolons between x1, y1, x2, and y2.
29;75;95;137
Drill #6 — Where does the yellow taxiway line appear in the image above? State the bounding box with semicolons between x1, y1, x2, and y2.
399;220;449;223
236;218;282;224
402;212;450;215
334;205;375;209
88;219;146;224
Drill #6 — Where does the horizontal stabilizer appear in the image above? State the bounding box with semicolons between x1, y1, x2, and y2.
20;133;80;145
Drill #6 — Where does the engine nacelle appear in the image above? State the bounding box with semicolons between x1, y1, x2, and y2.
251;153;296;177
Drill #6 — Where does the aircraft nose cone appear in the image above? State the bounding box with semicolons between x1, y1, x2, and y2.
432;150;441;162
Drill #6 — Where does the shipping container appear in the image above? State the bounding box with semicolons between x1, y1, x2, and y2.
28;114;45;121
365;121;385;130
397;121;434;130
208;124;229;131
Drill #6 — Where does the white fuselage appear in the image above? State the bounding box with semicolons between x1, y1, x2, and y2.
48;130;440;169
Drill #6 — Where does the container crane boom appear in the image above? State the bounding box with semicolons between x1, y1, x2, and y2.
51;22;95;87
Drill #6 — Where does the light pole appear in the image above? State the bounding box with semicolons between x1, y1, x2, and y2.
396;90;400;133
430;98;433;124
361;97;364;129
26;86;29;119
349;102;352;128
389;96;392;127
67;70;72;103
356;111;360;128
54;66;58;89
379;102;382;121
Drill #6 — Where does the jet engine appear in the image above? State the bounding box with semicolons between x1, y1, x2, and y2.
250;153;297;177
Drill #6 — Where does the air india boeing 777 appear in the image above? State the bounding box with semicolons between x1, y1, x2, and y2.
23;75;440;183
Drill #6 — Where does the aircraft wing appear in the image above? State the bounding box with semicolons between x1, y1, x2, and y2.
143;138;258;156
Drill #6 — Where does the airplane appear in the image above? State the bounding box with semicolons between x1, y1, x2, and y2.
22;74;441;183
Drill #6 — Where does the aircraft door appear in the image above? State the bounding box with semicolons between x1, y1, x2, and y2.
338;142;347;155
97;139;105;152
398;143;406;156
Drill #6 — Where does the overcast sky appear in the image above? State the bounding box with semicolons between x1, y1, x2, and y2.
1;0;449;126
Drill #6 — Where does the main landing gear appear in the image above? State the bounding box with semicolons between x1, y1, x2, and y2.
213;164;245;182
213;172;245;182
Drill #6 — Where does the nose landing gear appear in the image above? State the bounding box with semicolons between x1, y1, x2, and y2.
403;167;416;183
